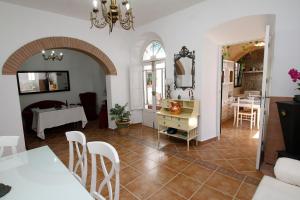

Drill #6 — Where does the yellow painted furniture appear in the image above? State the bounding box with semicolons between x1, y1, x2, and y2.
157;99;200;150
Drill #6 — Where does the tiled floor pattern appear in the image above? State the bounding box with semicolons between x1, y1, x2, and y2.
25;119;263;200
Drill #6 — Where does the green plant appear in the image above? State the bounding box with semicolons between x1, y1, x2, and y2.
109;103;131;122
222;46;231;59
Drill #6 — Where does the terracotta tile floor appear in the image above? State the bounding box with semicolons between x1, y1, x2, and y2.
25;119;264;200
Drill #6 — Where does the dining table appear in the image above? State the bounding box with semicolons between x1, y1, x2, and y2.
32;105;88;140
0;146;93;200
231;99;261;129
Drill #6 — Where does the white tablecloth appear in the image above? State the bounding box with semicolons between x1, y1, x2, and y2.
32;106;88;139
0;146;93;200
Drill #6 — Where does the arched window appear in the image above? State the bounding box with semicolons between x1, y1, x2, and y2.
142;41;166;110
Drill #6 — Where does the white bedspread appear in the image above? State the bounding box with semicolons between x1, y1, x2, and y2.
32;106;88;139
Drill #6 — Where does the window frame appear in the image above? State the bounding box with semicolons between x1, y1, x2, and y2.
142;41;166;110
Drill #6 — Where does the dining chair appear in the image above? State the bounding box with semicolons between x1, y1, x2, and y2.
245;90;261;98
236;97;256;129
229;97;238;126
0;136;19;158
65;131;87;187
87;141;120;200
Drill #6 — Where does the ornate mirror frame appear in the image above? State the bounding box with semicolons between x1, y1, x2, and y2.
174;46;195;90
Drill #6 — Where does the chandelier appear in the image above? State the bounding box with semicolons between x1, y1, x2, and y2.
90;0;134;33
41;50;64;61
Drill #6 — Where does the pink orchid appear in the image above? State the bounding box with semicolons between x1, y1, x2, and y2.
288;68;300;82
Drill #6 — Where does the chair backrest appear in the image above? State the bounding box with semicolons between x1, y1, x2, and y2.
0;136;19;158
245;90;260;97
238;97;255;114
87;141;120;200
65;131;87;187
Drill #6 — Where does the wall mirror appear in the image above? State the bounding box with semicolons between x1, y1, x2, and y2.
17;71;70;95
174;46;195;90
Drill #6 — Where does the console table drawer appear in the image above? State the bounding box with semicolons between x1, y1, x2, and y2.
158;115;172;121
158;119;188;130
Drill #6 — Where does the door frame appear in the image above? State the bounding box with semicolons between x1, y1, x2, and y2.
142;59;166;128
216;37;263;139
256;25;272;169
216;26;273;170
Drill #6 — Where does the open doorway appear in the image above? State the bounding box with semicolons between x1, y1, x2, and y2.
220;40;265;170
204;15;275;171
17;48;109;146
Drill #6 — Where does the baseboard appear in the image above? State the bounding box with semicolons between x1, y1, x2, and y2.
199;137;218;144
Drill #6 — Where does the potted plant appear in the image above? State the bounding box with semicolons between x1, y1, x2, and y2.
288;68;300;102
109;103;131;129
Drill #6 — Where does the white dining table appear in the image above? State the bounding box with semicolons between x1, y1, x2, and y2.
0;146;93;200
231;101;261;128
32;106;88;140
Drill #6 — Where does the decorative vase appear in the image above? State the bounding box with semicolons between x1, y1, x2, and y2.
294;95;300;103
169;101;182;115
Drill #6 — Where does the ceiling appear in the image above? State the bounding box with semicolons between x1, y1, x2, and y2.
0;0;206;26
223;41;264;61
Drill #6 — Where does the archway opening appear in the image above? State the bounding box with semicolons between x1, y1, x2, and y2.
2;37;117;75
1;36;118;144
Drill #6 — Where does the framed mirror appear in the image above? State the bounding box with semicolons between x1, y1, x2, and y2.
174;46;195;90
17;71;70;95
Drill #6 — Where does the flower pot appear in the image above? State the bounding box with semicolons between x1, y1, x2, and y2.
116;120;130;129
294;95;300;103
115;120;130;135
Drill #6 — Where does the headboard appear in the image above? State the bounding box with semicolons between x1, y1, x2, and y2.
22;100;65;131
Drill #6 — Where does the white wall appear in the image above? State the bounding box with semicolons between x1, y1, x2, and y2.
0;76;26;155
0;1;134;129
133;0;300;141
19;49;106;112
1;0;300;141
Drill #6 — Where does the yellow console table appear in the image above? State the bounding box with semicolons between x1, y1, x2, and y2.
157;99;200;151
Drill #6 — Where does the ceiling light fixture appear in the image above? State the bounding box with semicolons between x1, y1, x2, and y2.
90;0;134;33
42;50;64;61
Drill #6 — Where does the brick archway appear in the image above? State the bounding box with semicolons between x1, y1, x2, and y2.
2;37;117;75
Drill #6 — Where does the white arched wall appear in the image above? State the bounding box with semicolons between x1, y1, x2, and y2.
131;15;276;141
134;0;299;142
129;32;166;124
203;14;276;140
0;1;133;129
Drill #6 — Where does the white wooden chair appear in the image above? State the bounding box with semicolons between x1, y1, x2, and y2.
245;90;261;98
65;131;87;187
236;97;256;129
87;141;120;200
0;136;19;158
